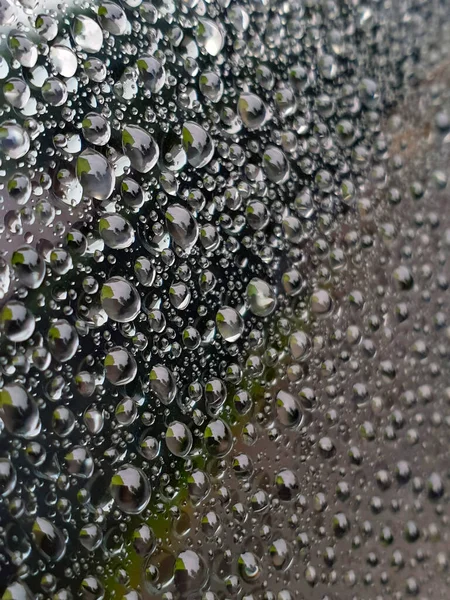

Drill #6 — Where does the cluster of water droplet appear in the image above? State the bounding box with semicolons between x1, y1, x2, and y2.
0;0;448;598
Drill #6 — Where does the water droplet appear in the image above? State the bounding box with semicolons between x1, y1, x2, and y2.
122;124;159;173
246;278;276;317
182;122;214;169
0;301;35;341
216;306;244;342
238;93;269;130
101;277;141;322
0;384;40;438
165;204;198;249
174;550;208;593
47;320;79;362
0;121;30;159
149;364;177;404
110;464;151;514
72;16;103;53
104;347;137;385
166;421;192;457
76;149;115;200
195;19;224;56
136;55;165;93
32;518;66;562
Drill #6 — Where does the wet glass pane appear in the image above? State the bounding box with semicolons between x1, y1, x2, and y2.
0;0;448;599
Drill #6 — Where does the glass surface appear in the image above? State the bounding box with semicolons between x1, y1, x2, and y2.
0;0;448;599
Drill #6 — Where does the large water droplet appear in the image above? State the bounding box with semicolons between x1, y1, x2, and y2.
246;278;276;317
100;276;141;322
0;121;30;159
174;550;208;593
0;301;35;342
216;306;244;342
72;16;103;53
110;464;151;514
182;122;214;168
165;421;193;457
149;365;177;404
165;204;198;249
76;149;115;200
196;18;224;56
47;319;79;362
122;124;159;173
0;384;40;439
136;55;165;93
32;518;66;562
0;458;16;497
238;93;269;129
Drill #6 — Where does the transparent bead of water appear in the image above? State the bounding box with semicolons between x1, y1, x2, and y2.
76;149;115;201
99;214;135;249
165;203;199;250
122;124;159;173
72;15;103;53
0;383;40;438
110;464;151;514
104;346;137;385
49;45;78;78
216;306;244;342
182;122;214;169
100;276;141;323
81;113;111;146
246;278;276;317
238;93;269;130
165;421;193;457
174;550;208;593
0;121;30;159
195;18;224;56
149;364;177;404
136;55;165;93
0;301;35;342
3;78;30;109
